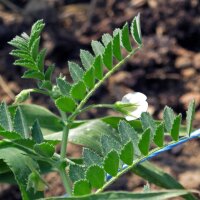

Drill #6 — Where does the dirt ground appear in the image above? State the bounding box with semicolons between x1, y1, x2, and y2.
0;0;200;199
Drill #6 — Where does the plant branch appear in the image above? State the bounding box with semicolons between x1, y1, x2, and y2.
95;139;182;194
78;104;115;115
68;46;142;122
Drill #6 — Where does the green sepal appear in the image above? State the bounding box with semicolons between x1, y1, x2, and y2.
86;165;105;188
103;150;119;176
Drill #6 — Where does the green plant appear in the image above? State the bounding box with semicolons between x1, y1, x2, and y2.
0;14;199;200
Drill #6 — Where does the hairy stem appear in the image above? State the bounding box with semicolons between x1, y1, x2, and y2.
60;111;69;159
59;111;72;195
78;104;114;115
59;166;72;196
68;46;142;122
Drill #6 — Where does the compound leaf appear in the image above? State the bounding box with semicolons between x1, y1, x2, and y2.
86;165;105;188
102;33;112;46
103;150;119;176
31;120;44;144
73;180;91;196
93;55;103;80
56;77;71;96
153;123;164;147
68;61;84;83
34;142;55;157
171;114;182;141
55;96;76;113
131;14;142;45
141;112;156;139
138;128;151;156
163;106;175;133
69;164;85;183
70;81;87;100
101;135;121;155
113;33;122;61
0;102;13;131
91;40;104;56
103;42;113;70
186;100;195;136
80;50;94;70
14;106;30;139
83;67;95;90
121;23;132;52
83;148;103;168
120;140;134;165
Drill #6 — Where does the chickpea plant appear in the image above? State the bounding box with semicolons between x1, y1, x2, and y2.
0;14;199;199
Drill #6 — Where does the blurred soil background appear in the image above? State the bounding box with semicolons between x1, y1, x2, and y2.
0;0;200;199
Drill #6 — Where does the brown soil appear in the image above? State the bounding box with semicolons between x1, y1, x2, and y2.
0;0;200;199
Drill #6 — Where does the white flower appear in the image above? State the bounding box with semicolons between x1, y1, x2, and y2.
115;92;148;121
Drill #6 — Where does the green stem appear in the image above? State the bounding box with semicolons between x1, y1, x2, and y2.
59;166;72;196
59;111;72;195
78;104;114;115
68;46;141;122
60;111;69;159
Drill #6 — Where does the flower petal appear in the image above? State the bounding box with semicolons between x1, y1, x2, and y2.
125;101;148;121
122;92;147;104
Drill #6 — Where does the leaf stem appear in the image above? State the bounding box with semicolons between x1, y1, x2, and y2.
68;46;142;122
